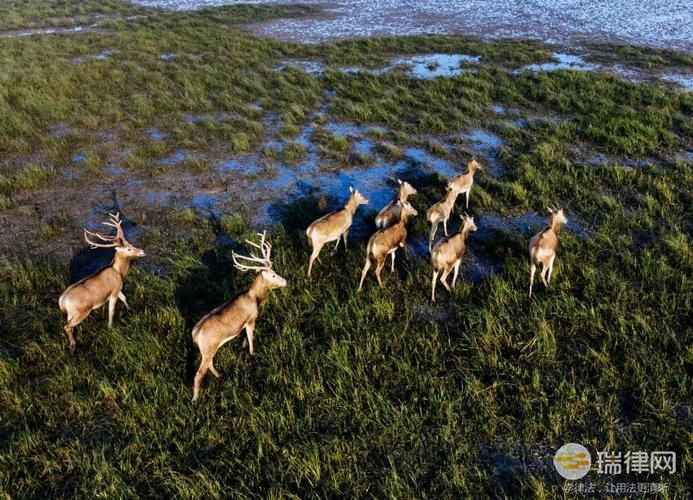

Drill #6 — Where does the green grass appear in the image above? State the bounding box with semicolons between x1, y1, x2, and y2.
0;1;691;498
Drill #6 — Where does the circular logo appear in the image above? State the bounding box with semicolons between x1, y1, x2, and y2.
554;443;591;480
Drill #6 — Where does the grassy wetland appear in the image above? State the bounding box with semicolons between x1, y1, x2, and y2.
1;1;692;497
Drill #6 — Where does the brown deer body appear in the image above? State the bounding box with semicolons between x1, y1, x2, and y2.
529;207;567;297
358;201;418;290
430;214;477;302
375;179;417;229
306;187;368;277
192;232;286;401
448;159;483;210
426;186;461;251
58;213;145;352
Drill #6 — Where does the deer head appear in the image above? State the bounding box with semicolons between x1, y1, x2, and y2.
398;200;418;220
547;206;567;226
232;231;287;289
397;178;418;198
83;212;145;259
349;186;369;206
460;213;478;232
468;159;483;173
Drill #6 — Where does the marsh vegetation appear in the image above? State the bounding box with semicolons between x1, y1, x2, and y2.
0;1;691;497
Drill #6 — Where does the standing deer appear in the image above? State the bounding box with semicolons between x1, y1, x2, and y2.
449;159;483;209
358;200;418;290
426;184;462;251
306;186;368;277
375;178;417;229
430;214;477;302
58;213;145;352
529;207;567;297
191;232;286;402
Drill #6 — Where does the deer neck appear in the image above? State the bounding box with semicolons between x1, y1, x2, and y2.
112;252;131;278
398;186;409;202
344;195;360;215
551;219;563;234
248;274;271;304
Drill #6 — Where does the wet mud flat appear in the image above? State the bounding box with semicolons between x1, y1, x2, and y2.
217;0;693;52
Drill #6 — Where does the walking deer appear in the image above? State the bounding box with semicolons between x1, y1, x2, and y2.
375;179;417;229
306;186;368;277
449;159;483;209
529;207;567;297
430;214;477;302
358;200;418;290
58;213;145;352
191;232;286;401
426;184;462;251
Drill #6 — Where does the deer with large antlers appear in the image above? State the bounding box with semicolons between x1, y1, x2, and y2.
306;186;368;278
58;213;145;352
430;214;477;302
426;184;462;251
375;179;417;229
358;200;418;290
529;207;567;297
448;159;483;210
191;231;286;401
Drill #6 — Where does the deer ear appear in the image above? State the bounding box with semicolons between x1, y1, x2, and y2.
349;186;354;193
397;178;403;185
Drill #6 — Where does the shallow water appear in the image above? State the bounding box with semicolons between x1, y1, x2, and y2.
130;0;693;52
516;52;597;73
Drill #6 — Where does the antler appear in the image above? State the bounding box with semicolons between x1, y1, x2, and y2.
83;212;125;249
232;231;273;273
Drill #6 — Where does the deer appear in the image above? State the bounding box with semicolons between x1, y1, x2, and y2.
375;178;417;229
448;159;483;209
358;200;418;290
426;184;462;251
58;212;145;352
306;186;368;278
191;231;286;402
529;207;568;297
430;214;477;302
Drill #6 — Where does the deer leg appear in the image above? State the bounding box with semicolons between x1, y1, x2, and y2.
307;243;323;277
192;355;212;402
431;269;439;302
343;230;349;248
547;255;556;285
440;269;452;291
452;260;461;288
375;260;386;288
332;236;340;254
107;296;117;328
529;262;536;297
390;249;396;273
443;217;449;236
429;222;439;251
209;359;222;378
64;309;89;353
540;262;549;287
466;190;470;209
358;256;371;291
118;291;130;310
245;321;255;355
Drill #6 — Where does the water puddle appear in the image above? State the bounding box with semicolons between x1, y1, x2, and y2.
147;128;168;141
390;53;480;79
159;52;176;61
463;129;506;176
516;52;597;73
661;73;693;90
275;59;325;75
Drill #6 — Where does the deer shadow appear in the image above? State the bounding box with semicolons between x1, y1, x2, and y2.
174;209;244;385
